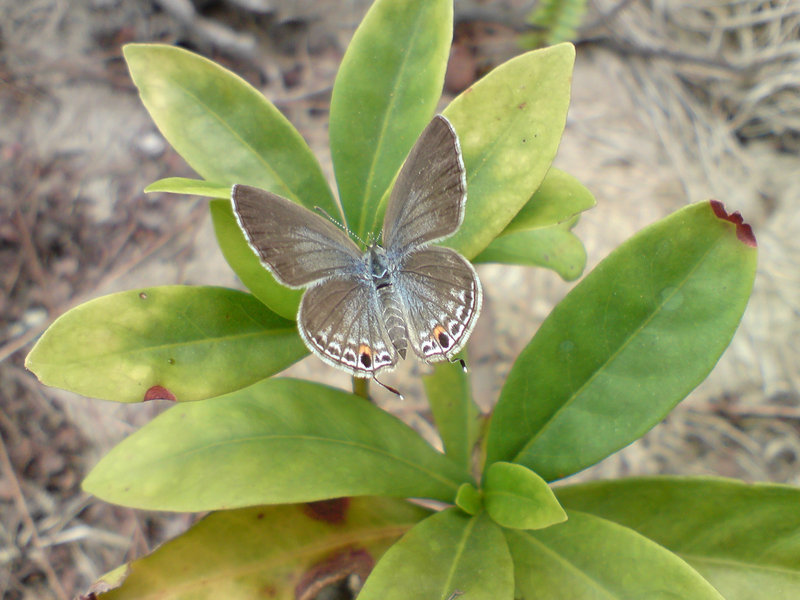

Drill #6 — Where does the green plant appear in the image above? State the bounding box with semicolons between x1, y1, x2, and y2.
522;0;589;48
25;0;799;598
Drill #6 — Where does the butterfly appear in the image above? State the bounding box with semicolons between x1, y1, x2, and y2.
232;115;482;393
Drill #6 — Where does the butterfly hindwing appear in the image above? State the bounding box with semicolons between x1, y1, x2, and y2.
394;245;482;362
298;275;399;377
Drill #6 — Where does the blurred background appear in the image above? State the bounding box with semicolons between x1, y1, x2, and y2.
1;0;798;598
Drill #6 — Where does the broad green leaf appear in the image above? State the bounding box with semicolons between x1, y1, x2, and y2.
25;286;305;403
423;361;481;472
486;200;758;479
474;218;587;281
443;43;575;259
123;44;337;217
209;199;303;321
506;510;725;599
93;497;429;599
359;508;514;600
557;477;800;600
82;378;473;510
502;167;596;234
329;0;452;238
484;462;566;530
144;177;230;198
455;483;483;516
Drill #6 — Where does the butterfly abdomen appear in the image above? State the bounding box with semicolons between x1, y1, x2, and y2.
377;282;408;360
369;245;409;360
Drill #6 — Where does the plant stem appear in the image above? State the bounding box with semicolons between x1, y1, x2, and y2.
352;377;371;401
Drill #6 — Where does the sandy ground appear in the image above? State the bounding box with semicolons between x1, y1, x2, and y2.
1;1;799;598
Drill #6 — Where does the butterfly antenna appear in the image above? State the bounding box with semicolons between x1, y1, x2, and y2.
374;376;404;400
314;206;368;246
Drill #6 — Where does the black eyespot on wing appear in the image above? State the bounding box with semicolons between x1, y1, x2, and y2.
438;331;451;348
360;352;372;368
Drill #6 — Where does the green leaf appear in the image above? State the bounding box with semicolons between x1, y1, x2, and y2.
474;218;587;281
501;167;596;234
483;462;566;530
486;200;758;479
123;44;337;216
506;510;725;599
455;483;483;516
442;43;575;259
209;199;303;321
557;477;800;600
25;286;305;403
358;508;514;600
423;361;481;472
95;497;429;599
82;378;473;510
329;0;452;238
524;0;588;46
478;168;594;279
144;177;230;198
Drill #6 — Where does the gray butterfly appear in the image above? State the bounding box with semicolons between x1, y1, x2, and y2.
231;115;482;389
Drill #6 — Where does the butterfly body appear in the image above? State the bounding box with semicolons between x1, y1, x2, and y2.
232;115;482;380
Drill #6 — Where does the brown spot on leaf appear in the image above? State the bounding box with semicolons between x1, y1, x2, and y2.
518;102;527;109
144;385;177;402
295;548;374;600
138;291;148;299
710;200;757;247
303;498;350;524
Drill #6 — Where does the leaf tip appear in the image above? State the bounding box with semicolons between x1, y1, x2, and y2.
79;564;130;599
143;385;177;402
710;200;756;247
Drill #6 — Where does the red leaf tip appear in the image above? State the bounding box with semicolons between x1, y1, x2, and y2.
710;200;757;247
144;385;177;402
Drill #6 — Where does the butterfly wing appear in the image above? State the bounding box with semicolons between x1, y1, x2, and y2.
232;184;362;288
382;115;467;255
394;246;482;362
298;275;399;377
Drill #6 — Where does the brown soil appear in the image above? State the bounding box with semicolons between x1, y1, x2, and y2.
1;1;798;598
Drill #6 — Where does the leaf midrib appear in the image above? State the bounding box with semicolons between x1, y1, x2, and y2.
35;328;297;366
151;72;298;202
680;553;800;578
134;433;466;492
512;530;618;600
358;10;427;237
514;236;719;464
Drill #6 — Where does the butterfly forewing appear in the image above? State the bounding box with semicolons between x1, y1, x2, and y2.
232;184;362;288
382;115;467;254
298;276;398;376
395;246;482;361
